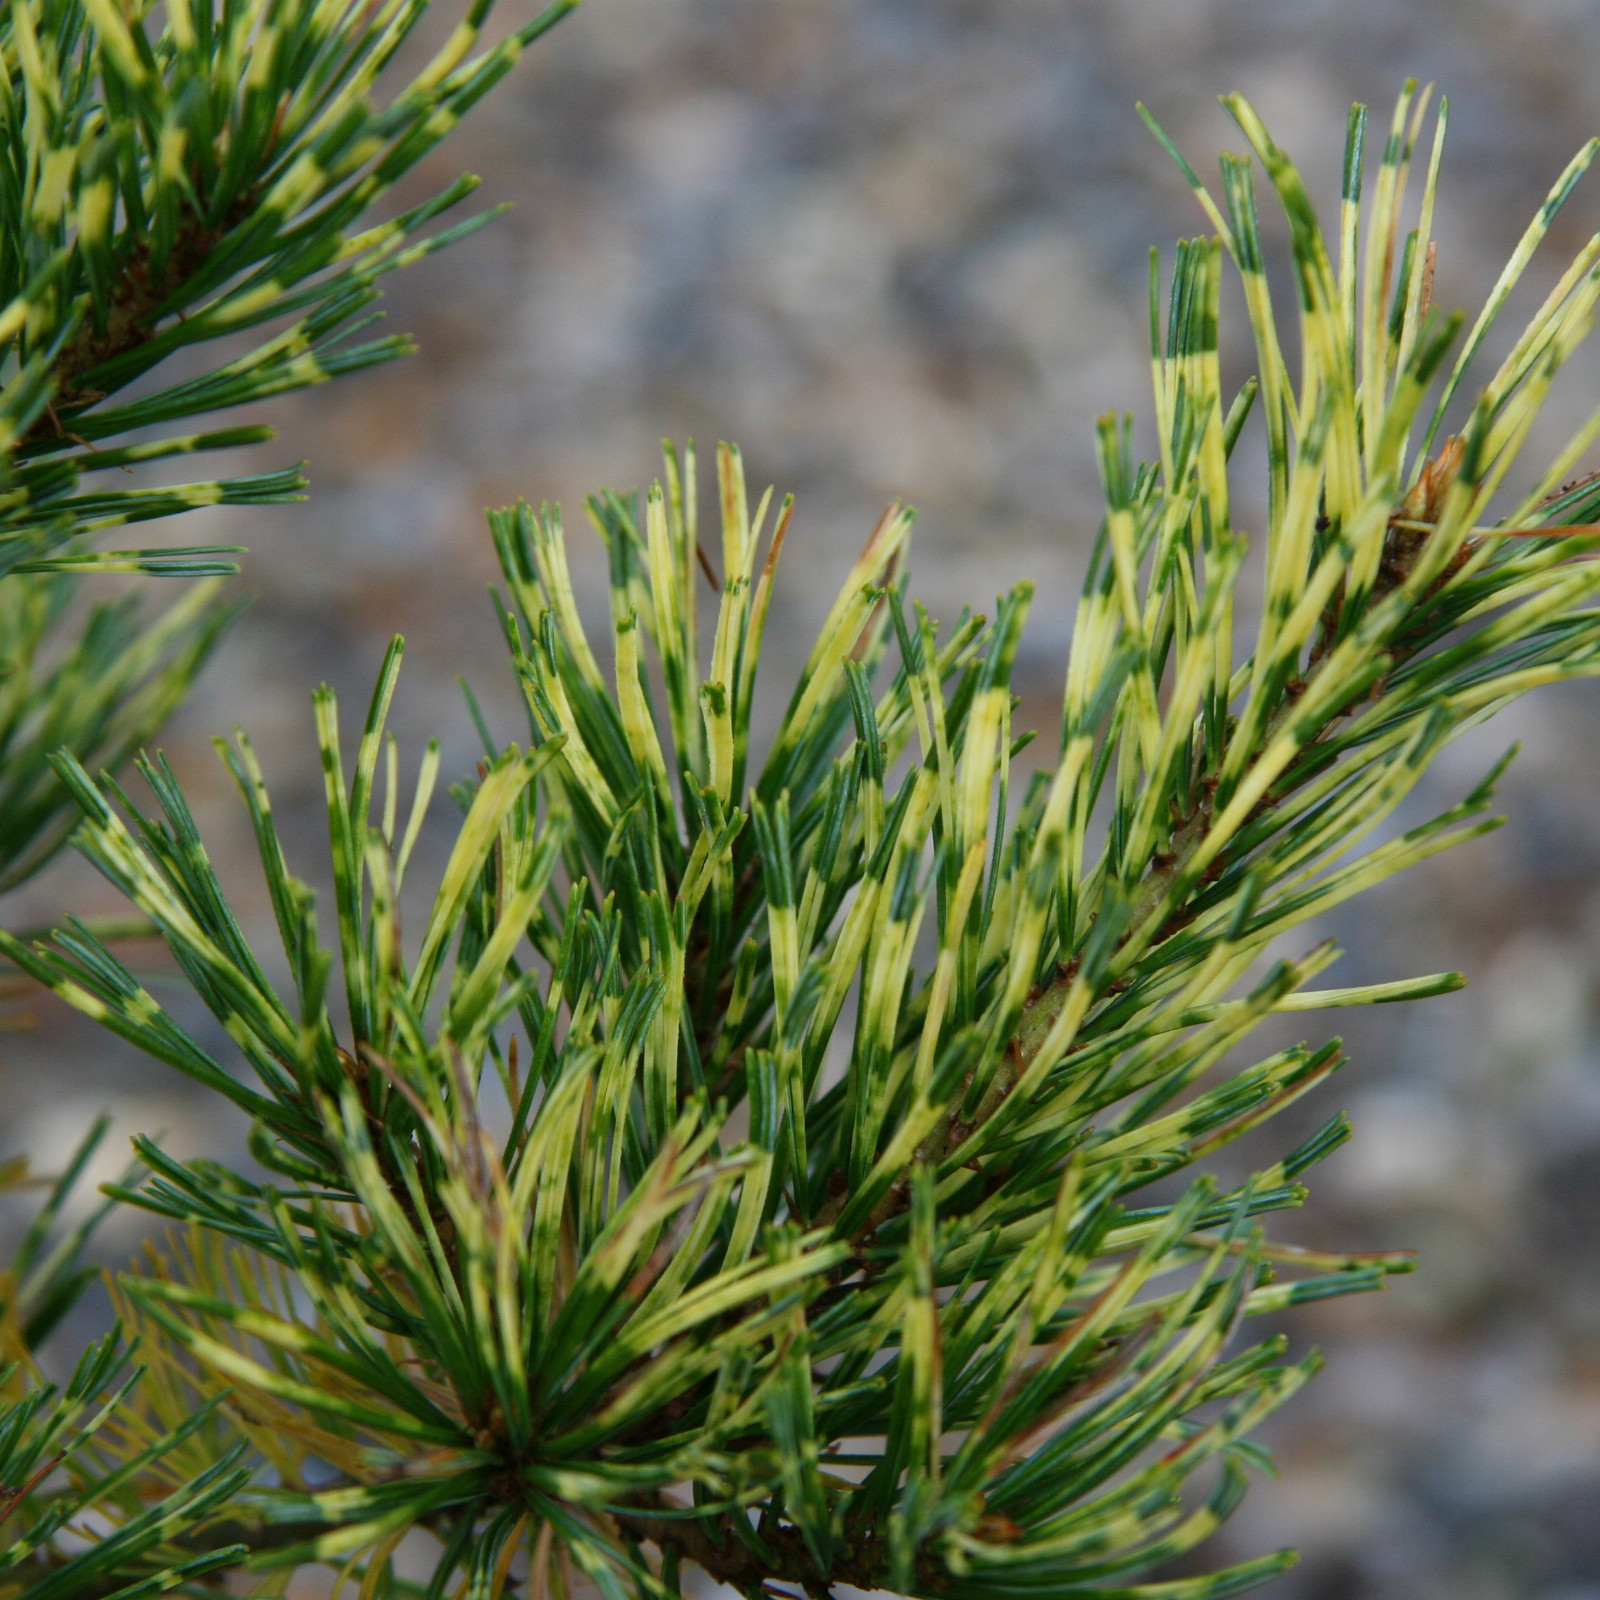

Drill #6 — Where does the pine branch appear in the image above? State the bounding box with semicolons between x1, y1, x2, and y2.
1;4;580;1594
12;80;1600;1600
0;0;582;571
0;0;584;894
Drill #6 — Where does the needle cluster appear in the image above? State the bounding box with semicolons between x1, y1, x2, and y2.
6;64;1600;1600
0;0;577;887
0;1;576;1594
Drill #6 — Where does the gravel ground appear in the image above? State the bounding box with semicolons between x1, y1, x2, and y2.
5;3;1600;1597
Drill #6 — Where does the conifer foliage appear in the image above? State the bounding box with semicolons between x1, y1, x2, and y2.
5;38;1600;1600
1;0;577;1594
0;0;578;887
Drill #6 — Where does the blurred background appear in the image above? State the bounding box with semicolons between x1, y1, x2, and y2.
5;1;1600;1596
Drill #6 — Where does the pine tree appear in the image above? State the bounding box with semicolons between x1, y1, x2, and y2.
6;47;1600;1600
